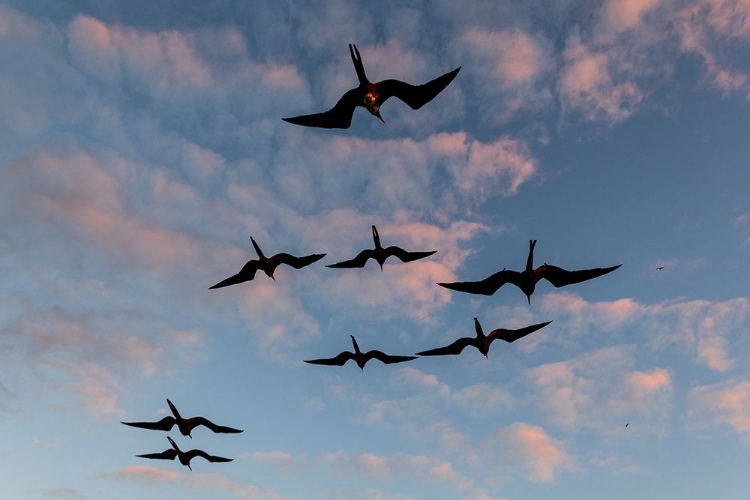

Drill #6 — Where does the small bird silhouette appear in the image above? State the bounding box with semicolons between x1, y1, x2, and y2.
136;436;233;471
416;317;551;358
121;399;243;438
282;44;460;129
327;225;436;270
304;335;417;370
438;240;621;303
625;423;629;428
656;266;664;270
209;237;325;289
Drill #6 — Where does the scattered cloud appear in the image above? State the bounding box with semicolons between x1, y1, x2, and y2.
690;379;750;442
494;423;579;483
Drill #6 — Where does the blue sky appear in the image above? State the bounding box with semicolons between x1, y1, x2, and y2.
1;0;750;498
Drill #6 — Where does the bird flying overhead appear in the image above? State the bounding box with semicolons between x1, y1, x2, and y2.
121;399;243;438
327;225;436;270
136;436;233;471
438;240;621;303
209;237;325;289
416;317;551;358
282;44;460;129
304;335;417;370
656;266;664;270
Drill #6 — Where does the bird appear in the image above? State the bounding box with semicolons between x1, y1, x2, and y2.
326;225;436;270
136;436;233;471
304;335;417;370
625;423;629;428
437;240;621;304
416;317;551;358
282;44;460;129
209;237;325;289
656;266;664;270
121;399;243;438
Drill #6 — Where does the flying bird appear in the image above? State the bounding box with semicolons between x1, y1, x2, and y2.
136;436;233;471
625;423;629;428
416;317;551;358
304;335;417;370
438;240;621;303
327;225;436;270
121;399;243;438
656;266;664;270
282;44;460;129
209;237;325;289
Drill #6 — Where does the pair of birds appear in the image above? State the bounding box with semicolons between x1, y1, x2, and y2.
122;399;242;471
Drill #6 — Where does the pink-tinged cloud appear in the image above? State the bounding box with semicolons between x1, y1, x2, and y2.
496;423;579;483
102;465;180;483
244;451;308;473
602;0;663;32
690;379;750;441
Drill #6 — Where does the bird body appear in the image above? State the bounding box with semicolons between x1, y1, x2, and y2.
416;317;551;358
304;335;417;370
327;225;436;270
121;399;243;438
282;44;460;129
209;237;325;289
136;436;233;471
438;240;620;303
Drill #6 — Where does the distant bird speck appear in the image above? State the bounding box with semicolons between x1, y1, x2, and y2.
656;266;664;270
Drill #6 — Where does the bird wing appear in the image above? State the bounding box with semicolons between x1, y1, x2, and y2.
271;252;326;270
488;320;552;344
536;264;621;288
377;67;460;110
121;416;176;432
282;88;361;129
326;249;376;268
437;269;522;296
366;350;418;364
209;260;262;289
136;448;178;461
416;337;475;356
186;449;234;463
192;416;244;434
385;246;437;263
304;351;355;366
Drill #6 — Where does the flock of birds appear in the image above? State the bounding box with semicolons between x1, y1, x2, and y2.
124;44;621;470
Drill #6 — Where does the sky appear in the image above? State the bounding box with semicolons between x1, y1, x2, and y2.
1;0;750;498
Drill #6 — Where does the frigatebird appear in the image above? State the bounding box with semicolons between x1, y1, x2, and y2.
656;266;664;270
136;436;233;471
438;240;621;303
416;317;551;358
121;399;243;438
282;44;460;129
304;335;417;370
327;225;436;270
209;237;325;289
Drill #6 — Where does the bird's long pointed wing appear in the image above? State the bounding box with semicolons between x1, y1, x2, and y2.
187;449;234;463
271;253;326;270
378;67;460;110
136;448;178;461
488;320;553;344
304;351;354;366
282;88;361;129
326;249;376;268
209;261;262;289
416;337;475;356
192;416;244;434
537;264;621;288
437;269;522;296
121;416;176;432
385;246;436;263
367;350;418;364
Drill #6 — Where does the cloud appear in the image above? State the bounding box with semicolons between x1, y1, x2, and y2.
690;379;750;442
590;451;648;475
244;451;308;473
494;423;579;483
41;489;87;500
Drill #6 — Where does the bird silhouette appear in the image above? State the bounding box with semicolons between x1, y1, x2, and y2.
304;335;417;370
282;44;460;129
656;266;664;270
209;237;325;289
416;317;551;358
327;225;436;270
438;240;621;303
136;436;233;471
121;399;243;438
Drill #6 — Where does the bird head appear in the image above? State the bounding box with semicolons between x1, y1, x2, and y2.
363;95;385;124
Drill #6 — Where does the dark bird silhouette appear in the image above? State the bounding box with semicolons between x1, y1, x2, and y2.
121;399;243;439
327;225;436;270
437;240;621;303
282;44;460;129
304;335;417;370
136;436;233;471
209;237;325;289
416;317;551;358
656;266;664;270
625;423;629;428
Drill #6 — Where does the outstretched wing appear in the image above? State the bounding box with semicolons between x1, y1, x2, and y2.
136;448;178;461
416;337;475;356
187;449;234;463
437;269;522;296
192;416;244;434
282;88;362;129
326;249;376;268
121;416;176;432
367;350;418;364
377;67;460;110
304;351;354;366
385;246;436;263
488;321;552;344
271;253;326;270
536;264;621;288
209;260;262;289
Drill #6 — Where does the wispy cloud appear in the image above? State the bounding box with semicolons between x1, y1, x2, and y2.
690;379;750;442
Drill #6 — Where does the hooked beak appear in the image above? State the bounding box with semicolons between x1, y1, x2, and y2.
526;294;531;305
376;112;386;125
